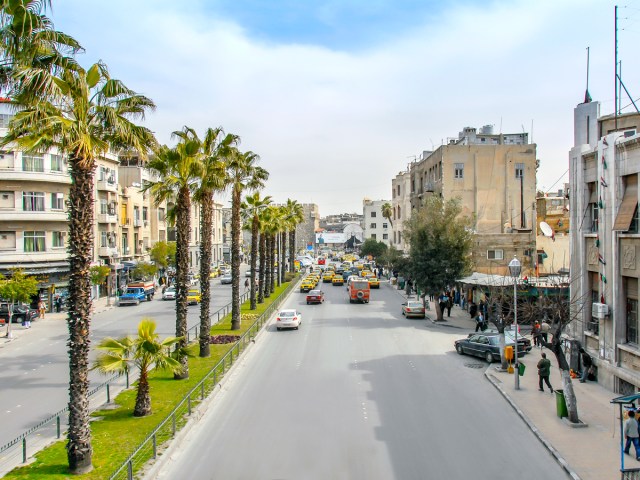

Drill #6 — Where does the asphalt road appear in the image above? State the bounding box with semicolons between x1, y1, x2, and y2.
0;274;238;448
154;281;570;480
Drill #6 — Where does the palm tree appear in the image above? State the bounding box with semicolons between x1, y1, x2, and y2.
284;199;304;273
241;192;271;310
145;135;201;378
178;127;237;358
257;207;269;304
1;61;156;474
225;149;269;330
94;319;182;417
382;202;393;228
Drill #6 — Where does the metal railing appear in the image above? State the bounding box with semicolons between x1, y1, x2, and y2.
0;285;259;476
108;278;299;480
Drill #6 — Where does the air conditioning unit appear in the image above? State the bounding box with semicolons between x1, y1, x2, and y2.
592;302;609;319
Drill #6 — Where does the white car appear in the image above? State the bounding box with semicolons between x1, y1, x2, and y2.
162;286;176;300
275;309;302;331
220;273;233;284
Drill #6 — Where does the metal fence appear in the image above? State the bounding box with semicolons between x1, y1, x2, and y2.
622;469;640;480
0;288;255;477
108;279;298;480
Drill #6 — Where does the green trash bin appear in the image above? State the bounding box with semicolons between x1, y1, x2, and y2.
555;389;568;418
517;363;526;376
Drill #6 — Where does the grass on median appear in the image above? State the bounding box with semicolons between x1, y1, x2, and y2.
4;281;294;480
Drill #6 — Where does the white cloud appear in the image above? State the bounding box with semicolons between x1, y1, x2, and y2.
53;0;632;213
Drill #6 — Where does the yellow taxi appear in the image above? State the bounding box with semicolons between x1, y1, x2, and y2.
187;289;201;305
355;263;364;271
332;275;344;286
361;270;374;279
209;269;220;278
368;276;380;288
322;271;335;283
300;277;316;292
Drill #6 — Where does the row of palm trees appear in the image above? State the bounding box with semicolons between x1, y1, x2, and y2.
0;1;306;473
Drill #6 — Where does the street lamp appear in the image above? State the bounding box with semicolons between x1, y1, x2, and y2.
508;255;522;390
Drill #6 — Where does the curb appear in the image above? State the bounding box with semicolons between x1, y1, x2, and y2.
484;366;582;480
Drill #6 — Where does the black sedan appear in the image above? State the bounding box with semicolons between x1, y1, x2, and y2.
454;333;526;363
0;303;38;324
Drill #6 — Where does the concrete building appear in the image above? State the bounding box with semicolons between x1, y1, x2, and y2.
535;186;570;276
295;203;319;253
391;166;412;252
409;125;537;276
569;97;640;394
362;198;392;245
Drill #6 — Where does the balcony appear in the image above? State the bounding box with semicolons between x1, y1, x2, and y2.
121;217;132;228
1;210;68;222
96;178;118;192
0;167;71;184
98;247;118;257
133;218;142;227
97;213;117;224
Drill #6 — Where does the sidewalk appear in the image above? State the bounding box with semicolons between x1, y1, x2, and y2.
386;282;622;480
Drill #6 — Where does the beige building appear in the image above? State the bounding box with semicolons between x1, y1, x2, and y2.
295;203;319;253
570;97;640;394
535;188;570;276
391;167;412;252
409;126;537;275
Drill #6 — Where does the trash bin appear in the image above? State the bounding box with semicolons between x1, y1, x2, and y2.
518;363;526;376
555;389;568;418
397;277;406;289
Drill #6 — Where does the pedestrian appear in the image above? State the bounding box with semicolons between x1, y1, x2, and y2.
469;300;477;319
446;293;452;317
579;348;593;383
244;278;250;291
540;320;550;346
625;410;640;460
38;300;45;320
475;311;485;332
537;352;553;393
531;321;541;347
55;295;63;313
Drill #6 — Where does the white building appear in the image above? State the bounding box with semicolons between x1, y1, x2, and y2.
362;198;391;245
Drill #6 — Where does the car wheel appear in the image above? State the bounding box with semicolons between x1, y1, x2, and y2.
276;327;281;331
456;344;464;355
307;301;310;305
402;310;405;316
485;352;494;363
295;326;299;330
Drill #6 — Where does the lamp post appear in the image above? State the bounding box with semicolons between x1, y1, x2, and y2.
509;256;522;390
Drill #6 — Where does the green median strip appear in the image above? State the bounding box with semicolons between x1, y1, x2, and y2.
4;280;296;480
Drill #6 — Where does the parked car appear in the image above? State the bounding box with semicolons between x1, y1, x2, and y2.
275;309;302;331
0;302;38;324
485;328;532;354
220;274;233;285
454;332;526;363
402;301;426;319
162;286;176;301
187;289;201;305
306;290;325;305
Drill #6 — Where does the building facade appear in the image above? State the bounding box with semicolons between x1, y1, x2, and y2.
409;125;537;276
391;167;412;252
362;198;391;245
295;203;319;253
570;98;640;394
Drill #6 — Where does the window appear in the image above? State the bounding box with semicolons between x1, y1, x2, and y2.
487;249;504;260
52;231;65;248
159;208;166;222
615;175;638;231
371;234;377;240
398;231;402;243
371;211;377;218
24;231;45;252
383;223;388;228
589;203;599;233
22;153;44;172
515;163;524;179
23;191;44;211
629;206;640;234
0;113;13;128
370;223;377;229
142;207;148;221
397;206;401;219
100;231;108;248
383;233;388;240
393;231;397;243
627;298;638;344
51;192;64;210
100;200;108;215
454;163;464;179
50;155;63;172
122;233;128;254
397;185;400;196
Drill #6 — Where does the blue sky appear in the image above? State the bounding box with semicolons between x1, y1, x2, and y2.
50;0;640;214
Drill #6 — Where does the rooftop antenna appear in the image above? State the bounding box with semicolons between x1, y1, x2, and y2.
584;46;592;103
614;5;640;119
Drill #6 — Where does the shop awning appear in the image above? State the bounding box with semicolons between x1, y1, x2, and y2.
613;180;638;231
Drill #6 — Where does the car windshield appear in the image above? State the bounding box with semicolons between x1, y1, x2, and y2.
407;302;423;308
352;281;369;289
279;311;295;317
308;290;321;295
188;290;199;295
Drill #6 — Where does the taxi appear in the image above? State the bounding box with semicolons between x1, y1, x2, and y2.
332;275;344;286
368;276;380;288
361;270;374;279
187;289;201;305
322;271;335;283
300;277;315;292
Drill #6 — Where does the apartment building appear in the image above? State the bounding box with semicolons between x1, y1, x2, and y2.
535;187;570;276
295;203;319;253
409;125;537;275
569;98;640;394
362;199;391;245
391;166;413;252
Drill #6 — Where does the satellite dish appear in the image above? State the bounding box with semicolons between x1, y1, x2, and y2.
540;221;554;237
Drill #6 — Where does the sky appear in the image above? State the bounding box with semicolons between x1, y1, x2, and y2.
50;0;640;215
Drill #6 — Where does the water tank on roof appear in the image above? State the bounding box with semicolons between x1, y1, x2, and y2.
480;125;494;135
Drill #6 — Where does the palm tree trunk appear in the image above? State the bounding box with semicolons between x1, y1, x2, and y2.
280;231;286;283
133;367;152;417
270;233;276;294
66;157;94;474
258;231;266;303
198;192;213;357
289;230;295;273
250;218;259;310
174;186;190;379
265;234;272;297
231;186;242;330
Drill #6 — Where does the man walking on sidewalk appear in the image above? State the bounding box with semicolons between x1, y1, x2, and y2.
579;347;593;383
537;352;553;393
624;410;640;460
